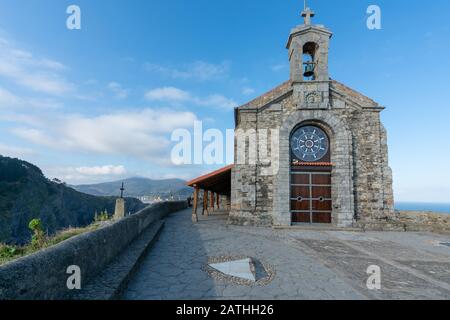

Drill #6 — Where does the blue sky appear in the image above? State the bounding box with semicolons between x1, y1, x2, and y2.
0;0;449;203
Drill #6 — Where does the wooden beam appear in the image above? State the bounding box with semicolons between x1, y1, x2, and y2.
216;193;220;210
203;190;208;217
192;185;198;223
210;192;215;212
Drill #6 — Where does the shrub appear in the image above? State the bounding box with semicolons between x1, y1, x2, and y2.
28;218;46;249
0;244;16;258
1;219;102;266
94;210;110;222
0;243;24;264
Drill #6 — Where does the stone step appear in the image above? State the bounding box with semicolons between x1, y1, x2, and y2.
71;220;165;300
273;224;362;232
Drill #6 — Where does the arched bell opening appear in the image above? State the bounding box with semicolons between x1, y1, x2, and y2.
302;42;318;81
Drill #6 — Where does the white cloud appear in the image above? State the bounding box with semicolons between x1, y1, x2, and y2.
0;86;20;106
0;112;45;127
44;165;203;185
242;87;255;95
108;82;129;99
0;85;62;109
44;165;127;184
0;143;34;158
75;165;126;176
12;128;55;148
195;94;237;109
146;171;198;181
144;61;230;81
145;87;191;102
0;37;74;95
144;87;237;110
11;108;199;164
38;58;67;71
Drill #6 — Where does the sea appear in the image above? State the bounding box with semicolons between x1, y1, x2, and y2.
395;202;450;214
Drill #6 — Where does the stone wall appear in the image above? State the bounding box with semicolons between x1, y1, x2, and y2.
231;79;395;227
357;211;450;234
0;201;187;300
397;211;449;234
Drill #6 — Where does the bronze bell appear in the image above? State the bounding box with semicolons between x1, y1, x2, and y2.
303;62;315;78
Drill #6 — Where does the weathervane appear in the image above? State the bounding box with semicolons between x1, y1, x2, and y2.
120;182;125;198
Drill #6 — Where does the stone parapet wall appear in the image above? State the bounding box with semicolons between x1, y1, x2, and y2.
397;211;449;234
357;211;450;235
0;201;187;300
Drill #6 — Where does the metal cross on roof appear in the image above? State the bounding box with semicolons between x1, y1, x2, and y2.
120;182;125;198
301;0;315;25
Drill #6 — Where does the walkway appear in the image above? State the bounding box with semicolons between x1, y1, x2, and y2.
122;208;450;300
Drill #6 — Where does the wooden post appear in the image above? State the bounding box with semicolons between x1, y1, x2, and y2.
192;185;199;223
210;192;215;212
216;194;220;210
203;190;208;217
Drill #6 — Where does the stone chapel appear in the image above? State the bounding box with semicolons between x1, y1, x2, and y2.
229;6;394;228
188;6;395;228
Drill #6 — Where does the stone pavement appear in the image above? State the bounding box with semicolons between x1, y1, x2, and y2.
122;208;450;300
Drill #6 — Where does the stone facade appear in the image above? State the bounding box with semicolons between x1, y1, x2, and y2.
229;10;394;227
396;211;450;234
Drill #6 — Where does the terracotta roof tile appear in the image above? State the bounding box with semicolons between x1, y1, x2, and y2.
292;162;333;167
186;164;234;187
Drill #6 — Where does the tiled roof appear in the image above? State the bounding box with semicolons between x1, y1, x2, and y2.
238;80;292;109
186;164;234;188
237;78;381;110
330;79;380;108
292;162;333;167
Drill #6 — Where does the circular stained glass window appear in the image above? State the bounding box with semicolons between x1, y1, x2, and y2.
291;126;329;162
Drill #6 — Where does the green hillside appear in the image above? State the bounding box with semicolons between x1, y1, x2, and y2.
0;156;145;245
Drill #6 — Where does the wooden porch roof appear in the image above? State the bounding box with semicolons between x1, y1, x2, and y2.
186;165;233;196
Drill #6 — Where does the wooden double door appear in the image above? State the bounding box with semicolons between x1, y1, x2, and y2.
290;168;332;224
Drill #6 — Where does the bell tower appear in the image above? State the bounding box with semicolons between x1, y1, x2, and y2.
287;4;333;109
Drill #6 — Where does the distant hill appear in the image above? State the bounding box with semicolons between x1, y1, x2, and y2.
72;177;193;199
0;156;145;245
